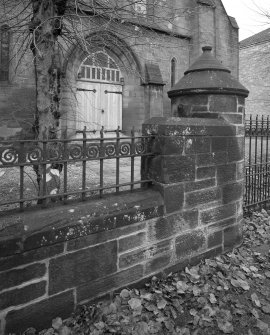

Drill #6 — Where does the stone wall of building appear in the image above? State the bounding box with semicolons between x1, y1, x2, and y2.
240;42;270;116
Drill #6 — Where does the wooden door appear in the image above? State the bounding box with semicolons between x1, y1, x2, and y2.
101;83;122;130
76;81;122;131
76;81;101;131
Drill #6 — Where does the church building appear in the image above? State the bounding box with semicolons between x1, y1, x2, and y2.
0;0;239;139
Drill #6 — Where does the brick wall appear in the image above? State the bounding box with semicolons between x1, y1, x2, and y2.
240;42;270;116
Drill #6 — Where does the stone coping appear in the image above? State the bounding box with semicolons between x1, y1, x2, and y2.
0;189;164;257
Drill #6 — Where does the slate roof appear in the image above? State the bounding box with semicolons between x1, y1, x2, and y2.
240;27;270;48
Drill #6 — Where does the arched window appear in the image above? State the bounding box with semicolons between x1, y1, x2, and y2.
0;25;10;81
78;51;122;84
171;57;176;87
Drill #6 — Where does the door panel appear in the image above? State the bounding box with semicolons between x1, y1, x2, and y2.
76;81;122;131
101;83;122;130
76;82;101;131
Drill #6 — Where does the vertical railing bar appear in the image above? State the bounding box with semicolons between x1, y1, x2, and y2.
131;127;135;191
19;141;24;211
82;126;86;201
254;115;258;205
248;115;252;205
100;126;104;198
259;115;264;203
116;126;120;193
265;115;269;208
42;134;47;208
63;130;68;204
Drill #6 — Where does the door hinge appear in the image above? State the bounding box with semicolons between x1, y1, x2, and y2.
104;90;122;95
77;88;96;93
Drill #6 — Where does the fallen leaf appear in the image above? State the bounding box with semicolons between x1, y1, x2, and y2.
176;281;189;294
140;293;153;301
230;278;250;290
157;298;167;310
262;304;270;314
265;271;270;278
52;317;62;330
128;298;141;310
59;326;72;335
192;286;201;297
120;289;130;299
256;319;269;332
217;319;234;334
209;293;217;304
251;293;261;307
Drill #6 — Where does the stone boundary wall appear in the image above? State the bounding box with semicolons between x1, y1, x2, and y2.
0;117;244;334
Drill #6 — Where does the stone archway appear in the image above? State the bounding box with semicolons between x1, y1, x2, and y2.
61;32;143;135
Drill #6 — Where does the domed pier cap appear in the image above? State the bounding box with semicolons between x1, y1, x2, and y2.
168;46;249;98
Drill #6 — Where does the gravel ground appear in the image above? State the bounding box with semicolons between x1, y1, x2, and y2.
18;210;270;335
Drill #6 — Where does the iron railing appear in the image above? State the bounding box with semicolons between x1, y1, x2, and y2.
244;115;270;210
0;127;154;213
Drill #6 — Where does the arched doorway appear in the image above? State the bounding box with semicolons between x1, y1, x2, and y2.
76;51;123;131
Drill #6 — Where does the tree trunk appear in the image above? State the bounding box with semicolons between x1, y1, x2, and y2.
30;0;67;203
30;0;66;140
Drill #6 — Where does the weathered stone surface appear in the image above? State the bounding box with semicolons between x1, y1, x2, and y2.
200;203;236;225
5;290;74;334
49;241;117;295
209;95;237;113
163;183;184;213
208;217;236;231
148;210;199;241
0;237;22;257
119;232;146;253
185;178;215;192
221;113;243;124
119;239;172;269
175;230;206;258
1;189;163;253
163;155;196;183
185;187;221;208
197;152;227;167
222;182;243;204
228;137;244;162
0;262;46;291
207;230;223;248
23;205;162;251
68;222;146;251
224;224;242;250
103;206;163;230
236;161;245;180
196;166;216;180
0;244;64;272
77;264;144;303
145;253;172;275
217;164;236;185
190;246;223;266
191;137;211;153
0;281;46;310
211;137;228;152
